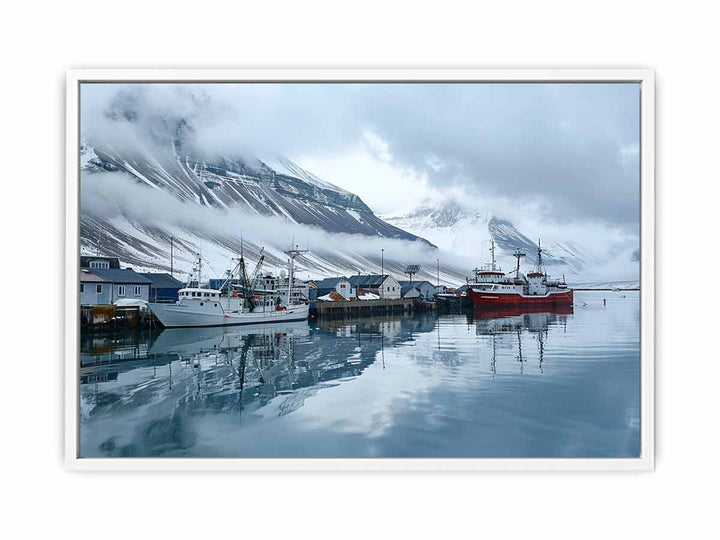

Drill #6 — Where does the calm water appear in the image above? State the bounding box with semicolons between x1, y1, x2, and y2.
79;291;640;458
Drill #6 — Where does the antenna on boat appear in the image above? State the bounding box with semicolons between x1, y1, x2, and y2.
196;252;203;287
512;249;526;279
489;238;497;271
536;238;545;276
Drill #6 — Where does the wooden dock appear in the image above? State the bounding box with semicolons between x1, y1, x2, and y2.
312;298;414;319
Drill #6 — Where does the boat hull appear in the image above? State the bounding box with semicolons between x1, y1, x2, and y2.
149;302;309;328
466;288;574;308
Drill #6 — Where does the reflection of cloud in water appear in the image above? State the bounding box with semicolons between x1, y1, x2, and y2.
79;291;640;458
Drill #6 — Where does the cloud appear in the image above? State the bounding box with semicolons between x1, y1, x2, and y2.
80;82;640;262
80;171;460;267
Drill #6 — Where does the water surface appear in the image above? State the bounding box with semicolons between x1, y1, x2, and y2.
79;291;640;458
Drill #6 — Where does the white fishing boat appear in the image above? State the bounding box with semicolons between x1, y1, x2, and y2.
149;246;309;328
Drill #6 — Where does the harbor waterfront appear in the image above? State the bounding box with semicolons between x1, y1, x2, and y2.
79;291;640;458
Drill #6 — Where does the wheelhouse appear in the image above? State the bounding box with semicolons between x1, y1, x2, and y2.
178;288;222;299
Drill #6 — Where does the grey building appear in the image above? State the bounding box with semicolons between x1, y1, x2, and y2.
80;268;152;306
348;274;401;299
399;280;437;301
80;256;121;270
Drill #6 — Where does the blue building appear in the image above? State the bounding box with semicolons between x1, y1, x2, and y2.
315;277;355;299
80;268;152;306
139;272;184;302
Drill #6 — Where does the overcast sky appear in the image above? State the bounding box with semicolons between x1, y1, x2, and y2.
82;82;640;236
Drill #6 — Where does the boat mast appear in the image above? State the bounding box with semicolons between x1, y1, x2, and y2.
170;236;174;277
284;243;308;306
512;249;526;279
489;238;497;271
536;238;545;276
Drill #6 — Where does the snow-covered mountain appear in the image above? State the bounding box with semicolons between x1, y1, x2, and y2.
384;200;629;279
80;93;466;284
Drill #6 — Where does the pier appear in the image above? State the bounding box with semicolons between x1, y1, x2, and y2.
81;304;157;330
312;298;414;319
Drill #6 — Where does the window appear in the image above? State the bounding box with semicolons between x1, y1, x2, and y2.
118;285;126;296
96;284;102;294
80;284;85;293
134;285;141;296
89;260;110;269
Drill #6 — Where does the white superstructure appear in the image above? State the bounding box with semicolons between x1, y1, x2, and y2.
148;288;309;328
148;247;310;328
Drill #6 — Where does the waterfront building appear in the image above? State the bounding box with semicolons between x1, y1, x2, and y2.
139;272;185;302
348;274;401;299
315;277;356;300
80;268;152;306
80;255;121;270
399;280;437;301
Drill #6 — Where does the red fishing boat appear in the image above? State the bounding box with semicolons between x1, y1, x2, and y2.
465;239;573;308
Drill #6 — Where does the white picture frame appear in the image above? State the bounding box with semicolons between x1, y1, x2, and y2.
65;68;655;471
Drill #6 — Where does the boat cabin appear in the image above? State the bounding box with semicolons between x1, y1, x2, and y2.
526;272;548;295
178;288;221;299
474;270;507;283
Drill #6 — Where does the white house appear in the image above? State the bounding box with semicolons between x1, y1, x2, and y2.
348;274;401;300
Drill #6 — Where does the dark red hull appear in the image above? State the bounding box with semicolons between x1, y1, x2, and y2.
466;288;574;308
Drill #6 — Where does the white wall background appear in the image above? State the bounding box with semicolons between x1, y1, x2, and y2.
1;1;716;538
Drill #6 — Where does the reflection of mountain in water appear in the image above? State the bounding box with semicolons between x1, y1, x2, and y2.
79;308;577;457
80;316;437;456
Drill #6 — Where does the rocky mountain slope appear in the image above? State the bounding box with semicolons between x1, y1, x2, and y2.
384;200;612;277
79;93;462;284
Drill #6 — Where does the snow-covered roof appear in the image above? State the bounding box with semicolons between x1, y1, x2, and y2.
317;291;346;302
114;298;149;308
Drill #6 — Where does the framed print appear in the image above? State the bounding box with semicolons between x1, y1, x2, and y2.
65;69;654;470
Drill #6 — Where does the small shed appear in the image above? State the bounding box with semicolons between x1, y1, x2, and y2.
399;280;436;300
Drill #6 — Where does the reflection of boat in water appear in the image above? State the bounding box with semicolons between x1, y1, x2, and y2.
471;305;570;337
148;320;310;356
472;305;562;376
149;248;309;328
466;239;574;308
